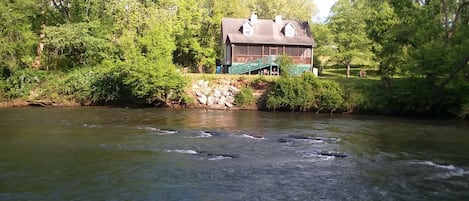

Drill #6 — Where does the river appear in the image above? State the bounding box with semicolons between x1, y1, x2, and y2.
0;107;468;200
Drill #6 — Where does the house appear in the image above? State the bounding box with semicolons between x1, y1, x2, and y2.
221;13;316;75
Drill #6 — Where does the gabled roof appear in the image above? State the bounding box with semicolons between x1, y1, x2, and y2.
243;20;254;27
285;22;296;29
222;17;315;46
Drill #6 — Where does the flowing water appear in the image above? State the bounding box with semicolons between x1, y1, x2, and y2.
0;107;468;201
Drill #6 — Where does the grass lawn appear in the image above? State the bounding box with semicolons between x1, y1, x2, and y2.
182;73;279;83
320;68;380;79
318;67;382;87
183;66;382;88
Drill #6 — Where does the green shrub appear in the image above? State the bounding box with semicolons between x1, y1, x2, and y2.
318;80;344;112
5;69;45;98
120;58;186;104
54;65;127;105
266;74;345;112
179;93;196;106
266;76;316;112
35;71;66;102
341;86;366;112
59;68;96;104
90;61;131;104
235;87;254;106
457;102;469;119
87;59;186;106
276;54;295;78
251;76;268;87
0;78;6;100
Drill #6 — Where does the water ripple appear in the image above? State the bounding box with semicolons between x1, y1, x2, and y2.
165;149;198;154
411;161;469;179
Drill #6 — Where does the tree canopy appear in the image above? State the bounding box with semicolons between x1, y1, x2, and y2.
314;0;469;115
1;0;468;116
327;0;374;78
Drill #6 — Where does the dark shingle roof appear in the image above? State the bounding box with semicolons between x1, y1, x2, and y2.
221;17;315;46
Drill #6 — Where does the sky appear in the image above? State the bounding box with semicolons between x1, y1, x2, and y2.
312;0;338;22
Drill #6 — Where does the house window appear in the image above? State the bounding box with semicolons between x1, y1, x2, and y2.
248;45;262;55
244;26;252;35
299;47;311;57
277;46;284;55
264;46;270;55
285;23;295;37
243;22;253;36
285;46;299;56
234;45;248;55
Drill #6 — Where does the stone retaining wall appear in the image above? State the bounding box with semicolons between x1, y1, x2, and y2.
192;79;241;109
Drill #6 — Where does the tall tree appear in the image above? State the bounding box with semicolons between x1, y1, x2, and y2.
327;0;374;78
172;0;205;72
360;0;469;114
246;0;317;21
201;0;250;72
310;23;333;60
0;0;39;71
39;0;179;70
172;0;250;73
41;0;113;70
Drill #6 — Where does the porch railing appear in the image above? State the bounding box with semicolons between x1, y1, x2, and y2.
232;55;311;65
229;56;278;75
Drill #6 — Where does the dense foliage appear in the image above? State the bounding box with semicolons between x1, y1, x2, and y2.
266;74;344;112
234;87;255;106
1;0;188;106
0;0;467;117
0;0;317;106
314;0;469;117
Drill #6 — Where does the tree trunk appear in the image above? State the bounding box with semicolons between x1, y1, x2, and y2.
197;57;205;73
32;22;46;69
446;1;468;41
441;0;451;44
346;63;351;78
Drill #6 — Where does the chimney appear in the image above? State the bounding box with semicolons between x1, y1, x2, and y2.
275;15;283;24
250;13;258;24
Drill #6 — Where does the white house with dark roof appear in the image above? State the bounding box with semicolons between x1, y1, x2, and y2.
221;13;316;75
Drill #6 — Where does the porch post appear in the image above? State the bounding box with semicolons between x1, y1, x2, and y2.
310;46;314;72
231;44;235;65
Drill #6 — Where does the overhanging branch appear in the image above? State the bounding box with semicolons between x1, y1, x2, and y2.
434;52;469;96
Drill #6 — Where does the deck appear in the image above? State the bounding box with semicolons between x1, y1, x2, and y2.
228;56;312;76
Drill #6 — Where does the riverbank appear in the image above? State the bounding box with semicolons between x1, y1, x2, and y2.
0;73;272;110
1;70;468;118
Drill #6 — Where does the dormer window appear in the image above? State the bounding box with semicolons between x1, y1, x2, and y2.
284;23;296;37
243;21;253;36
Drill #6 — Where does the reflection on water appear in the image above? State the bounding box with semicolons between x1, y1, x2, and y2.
0;107;468;201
